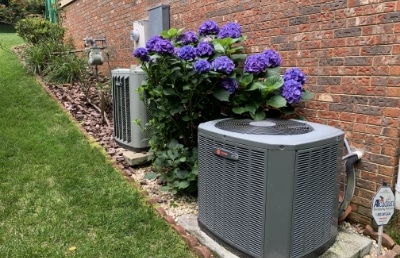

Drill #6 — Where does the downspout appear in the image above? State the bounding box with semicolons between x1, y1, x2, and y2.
395;157;400;210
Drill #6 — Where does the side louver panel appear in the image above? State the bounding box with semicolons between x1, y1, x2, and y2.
111;68;150;152
291;143;340;257
198;135;265;257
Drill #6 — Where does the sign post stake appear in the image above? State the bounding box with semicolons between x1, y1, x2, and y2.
377;225;383;257
371;182;395;257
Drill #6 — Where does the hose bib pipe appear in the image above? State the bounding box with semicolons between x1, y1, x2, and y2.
338;149;363;219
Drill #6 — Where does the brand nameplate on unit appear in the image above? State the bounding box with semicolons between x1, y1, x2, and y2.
213;147;239;160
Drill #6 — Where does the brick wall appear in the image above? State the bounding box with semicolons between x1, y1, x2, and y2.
61;0;400;225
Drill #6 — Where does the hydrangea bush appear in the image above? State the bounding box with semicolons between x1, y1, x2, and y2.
133;20;312;194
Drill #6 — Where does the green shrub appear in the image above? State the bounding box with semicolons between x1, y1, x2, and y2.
25;0;45;16
15;16;64;45
133;21;313;195
0;0;44;25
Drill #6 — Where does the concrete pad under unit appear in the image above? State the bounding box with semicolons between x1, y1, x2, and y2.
122;150;153;166
176;214;373;258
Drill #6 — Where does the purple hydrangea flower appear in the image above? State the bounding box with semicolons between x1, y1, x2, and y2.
196;42;214;57
243;53;269;74
146;35;162;52
198;20;220;36
281;79;303;104
133;47;150;62
177;45;197;61
154;39;175;55
177;30;198;45
263;49;282;68
218;22;241;39
194;60;211;74
283;68;306;85
221;78;238;94
211;56;235;74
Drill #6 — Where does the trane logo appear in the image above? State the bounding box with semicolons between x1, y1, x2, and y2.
213;147;239;161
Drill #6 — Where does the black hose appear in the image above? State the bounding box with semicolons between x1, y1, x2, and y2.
338;153;359;218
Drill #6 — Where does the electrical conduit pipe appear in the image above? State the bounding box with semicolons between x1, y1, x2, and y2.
395;157;400;210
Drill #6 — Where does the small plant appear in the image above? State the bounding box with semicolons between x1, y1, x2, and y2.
43;53;86;85
22;43;48;74
133;20;313;194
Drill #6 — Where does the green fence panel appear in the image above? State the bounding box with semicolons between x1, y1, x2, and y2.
45;0;57;23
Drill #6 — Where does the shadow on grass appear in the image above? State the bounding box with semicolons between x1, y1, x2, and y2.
0;23;16;33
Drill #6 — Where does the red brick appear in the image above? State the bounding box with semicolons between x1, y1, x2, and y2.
393;45;400;55
392;244;400;254
164;215;176;225
146;198;160;205
390;66;400;76
384;107;400;118
156;207;167;217
183;234;199;249
172;224;186;236
140;190;149;197
193;246;212;258
387;87;400;97
340;112;355;122
380;250;398;258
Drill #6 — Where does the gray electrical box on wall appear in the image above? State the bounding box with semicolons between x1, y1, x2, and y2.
148;5;170;37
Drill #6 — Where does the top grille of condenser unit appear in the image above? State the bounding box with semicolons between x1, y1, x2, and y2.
214;118;314;135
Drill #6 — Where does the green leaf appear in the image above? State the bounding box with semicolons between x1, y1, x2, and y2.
160;186;171;192
178;181;190;189
182;115;191;121
252;110;266;121
266;66;281;77
167;28;178;37
160;31;169;38
302;90;314;100
169;106;185;116
245;103;257;114
227;46;244;55
264;76;284;91
238;73;253;87
167;149;177;160
177;28;186;35
143;171;158;180
176;170;189;179
232;106;246;115
230;53;247;62
213;88;230;102
163;88;176;95
213;42;225;54
266;95;287;108
246;82;265;91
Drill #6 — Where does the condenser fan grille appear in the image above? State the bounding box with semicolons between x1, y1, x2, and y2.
215;119;314;135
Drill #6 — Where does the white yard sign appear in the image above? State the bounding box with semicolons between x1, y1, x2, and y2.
371;186;395;226
371;185;395;257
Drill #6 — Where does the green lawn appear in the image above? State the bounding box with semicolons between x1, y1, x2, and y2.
0;24;195;258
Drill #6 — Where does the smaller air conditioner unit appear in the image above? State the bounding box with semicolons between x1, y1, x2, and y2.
198;118;344;258
111;67;151;152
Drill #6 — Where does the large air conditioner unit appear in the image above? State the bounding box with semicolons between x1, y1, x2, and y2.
197;118;344;258
111;67;151;152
